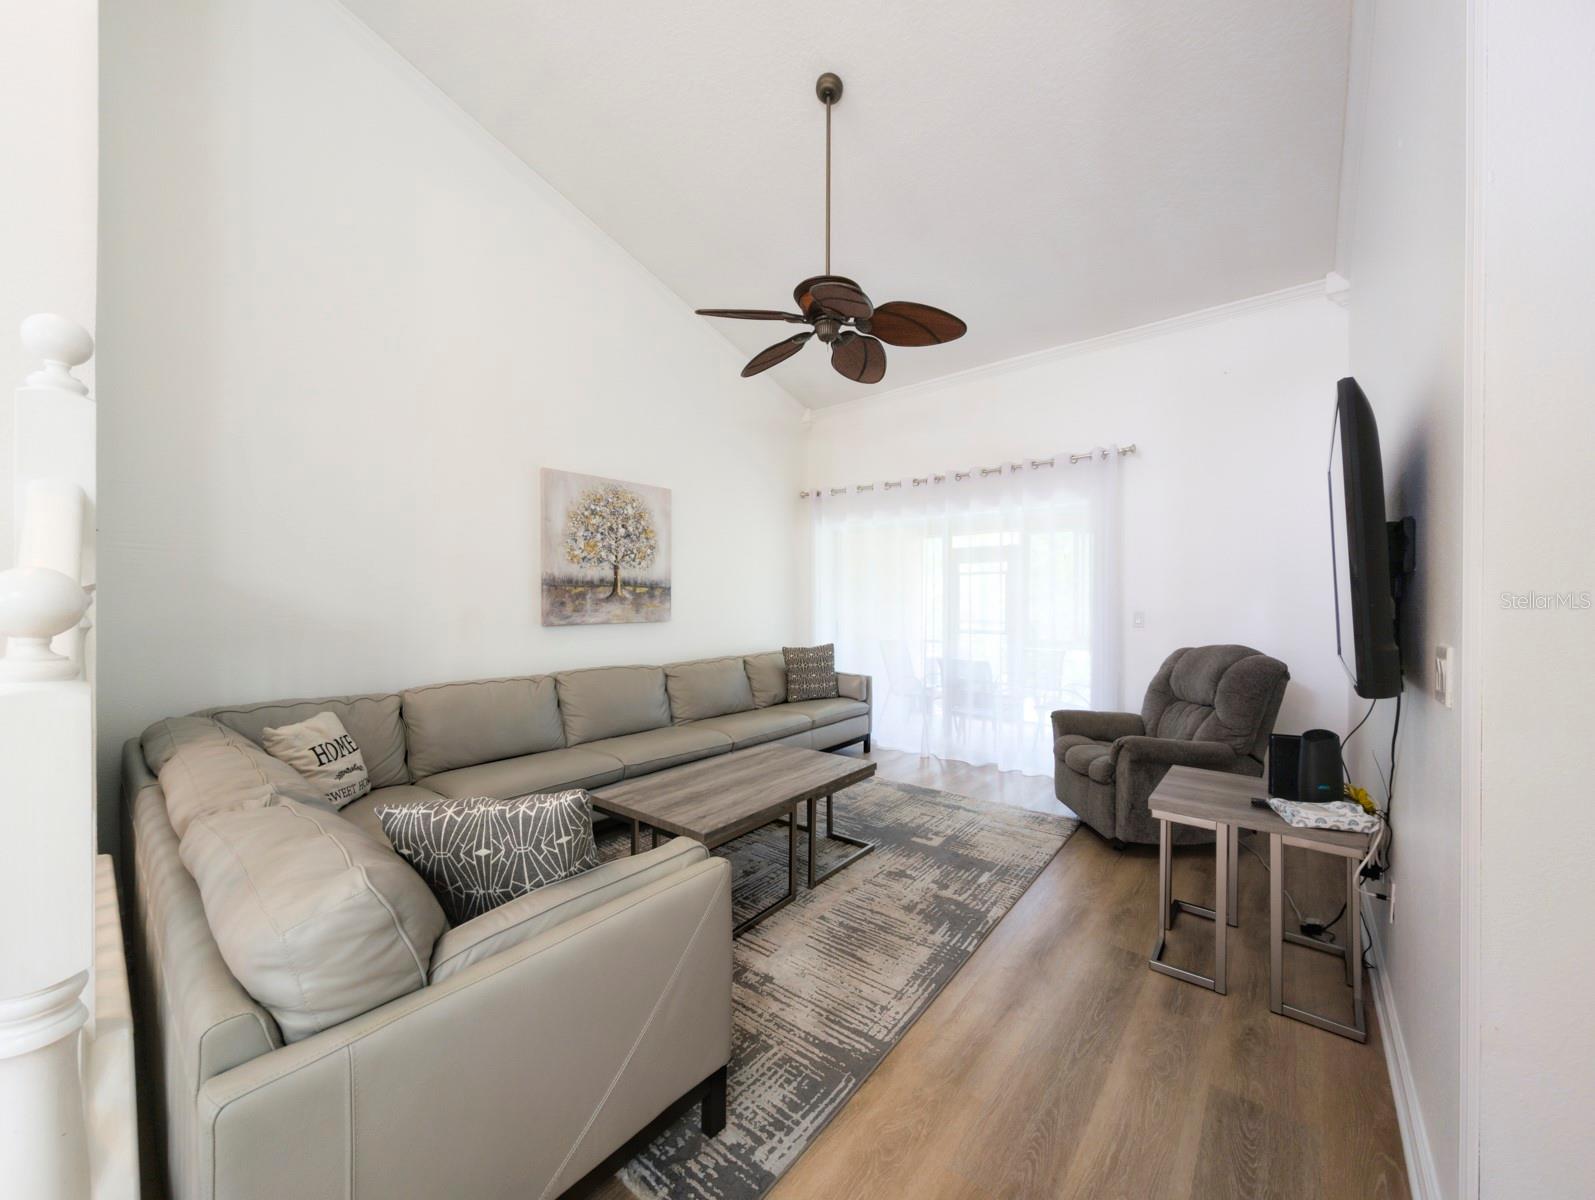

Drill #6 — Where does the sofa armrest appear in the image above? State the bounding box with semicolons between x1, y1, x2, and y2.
1051;709;1144;742
430;836;707;983
1112;736;1239;771
837;672;872;704
197;857;732;1200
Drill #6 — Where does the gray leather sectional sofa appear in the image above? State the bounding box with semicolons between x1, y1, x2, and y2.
121;651;872;1200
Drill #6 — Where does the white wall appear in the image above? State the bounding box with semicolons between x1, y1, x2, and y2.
96;0;806;839
1474;3;1595;1195
1335;1;1466;1195
0;0;97;562
803;289;1352;741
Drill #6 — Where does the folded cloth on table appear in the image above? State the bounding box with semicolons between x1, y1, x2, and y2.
1266;797;1383;835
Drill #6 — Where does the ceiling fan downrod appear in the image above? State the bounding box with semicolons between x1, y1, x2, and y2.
817;72;842;275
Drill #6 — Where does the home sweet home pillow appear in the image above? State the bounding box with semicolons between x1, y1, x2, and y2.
261;711;371;808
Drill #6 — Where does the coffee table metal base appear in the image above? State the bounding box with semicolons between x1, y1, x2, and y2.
625;789;875;937
800;793;877;887
628;807;800;938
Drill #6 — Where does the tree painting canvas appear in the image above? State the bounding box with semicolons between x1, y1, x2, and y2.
540;469;672;625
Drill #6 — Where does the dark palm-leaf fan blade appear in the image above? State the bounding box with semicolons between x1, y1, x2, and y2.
830;331;887;384
809;280;874;320
695;308;809;322
867;301;967;347
742;331;814;377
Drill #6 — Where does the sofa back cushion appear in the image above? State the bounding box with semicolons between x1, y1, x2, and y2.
555;665;671;745
665;657;755;723
402;676;565;778
201;693;410;788
141;716;322;840
1140;644;1290;757
179;798;446;1044
743;652;787;708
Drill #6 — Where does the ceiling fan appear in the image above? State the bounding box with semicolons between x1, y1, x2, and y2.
696;72;967;385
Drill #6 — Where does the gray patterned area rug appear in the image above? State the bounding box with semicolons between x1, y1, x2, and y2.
594;776;1077;1200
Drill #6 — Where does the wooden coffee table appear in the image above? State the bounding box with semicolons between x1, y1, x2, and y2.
591;744;877;935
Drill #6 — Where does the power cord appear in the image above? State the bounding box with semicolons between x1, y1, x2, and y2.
1236;830;1349;940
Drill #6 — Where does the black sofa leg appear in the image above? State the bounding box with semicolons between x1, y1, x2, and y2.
862;735;871;753
1110;838;1127;852
702;1065;728;1138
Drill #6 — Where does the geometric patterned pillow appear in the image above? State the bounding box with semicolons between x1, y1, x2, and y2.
375;790;597;925
782;643;839;701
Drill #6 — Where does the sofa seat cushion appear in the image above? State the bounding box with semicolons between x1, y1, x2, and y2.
401;675;565;778
666;657;755;723
780;696;869;729
199;693;410;788
141;716;322;839
341;784;446;844
419;747;624;801
1059;737;1116;783
178;798;446;1044
555;665;672;745
812;714;868;749
583;726;733;778
693;708;811;750
428;837;707;984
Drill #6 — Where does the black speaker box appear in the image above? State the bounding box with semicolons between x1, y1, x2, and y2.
1297;729;1343;804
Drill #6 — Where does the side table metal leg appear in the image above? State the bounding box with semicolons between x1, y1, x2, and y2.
1350;859;1365;1034
1344;857;1357;985
1158;819;1172;930
1228;826;1240;927
1269;834;1284;1015
1213;823;1229;995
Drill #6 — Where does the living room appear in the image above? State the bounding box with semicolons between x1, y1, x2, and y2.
2;2;1591;1199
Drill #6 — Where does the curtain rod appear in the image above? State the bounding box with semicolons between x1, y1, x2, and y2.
798;443;1136;499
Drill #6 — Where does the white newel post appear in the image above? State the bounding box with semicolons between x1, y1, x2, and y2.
0;314;101;1199
0;973;91;1199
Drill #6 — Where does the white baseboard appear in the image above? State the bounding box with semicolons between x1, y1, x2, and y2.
1367;918;1443;1200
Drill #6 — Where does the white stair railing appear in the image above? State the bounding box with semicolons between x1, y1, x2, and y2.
0;314;132;1199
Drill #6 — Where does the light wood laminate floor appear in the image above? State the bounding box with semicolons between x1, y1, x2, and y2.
598;747;1411;1200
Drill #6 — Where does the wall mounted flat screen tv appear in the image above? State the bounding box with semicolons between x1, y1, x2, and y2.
1328;377;1402;699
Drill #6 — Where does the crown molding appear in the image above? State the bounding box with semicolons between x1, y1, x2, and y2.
805;278;1336;417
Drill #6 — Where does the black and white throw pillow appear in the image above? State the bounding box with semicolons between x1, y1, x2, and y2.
375;791;598;925
783;643;839;701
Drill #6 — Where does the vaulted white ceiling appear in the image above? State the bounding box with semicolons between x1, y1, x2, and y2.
340;0;1351;407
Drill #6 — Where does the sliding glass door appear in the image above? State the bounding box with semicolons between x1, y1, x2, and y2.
812;454;1120;776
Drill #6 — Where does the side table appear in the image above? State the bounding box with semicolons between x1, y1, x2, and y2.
1147;766;1376;1041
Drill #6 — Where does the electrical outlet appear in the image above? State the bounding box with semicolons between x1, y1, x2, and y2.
1434;644;1455;708
1132;610;1146;630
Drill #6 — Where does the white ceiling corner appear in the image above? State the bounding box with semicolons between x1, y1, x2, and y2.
340;0;1352;407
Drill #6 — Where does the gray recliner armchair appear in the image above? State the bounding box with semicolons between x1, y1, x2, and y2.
1052;644;1290;846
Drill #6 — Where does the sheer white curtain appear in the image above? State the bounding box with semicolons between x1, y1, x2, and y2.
811;450;1122;776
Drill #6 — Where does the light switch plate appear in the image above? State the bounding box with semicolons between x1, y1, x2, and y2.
1434;644;1454;708
1132;610;1146;629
